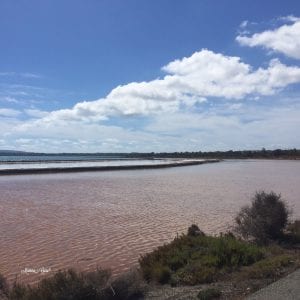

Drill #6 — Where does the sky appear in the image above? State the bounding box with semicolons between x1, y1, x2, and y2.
1;0;300;153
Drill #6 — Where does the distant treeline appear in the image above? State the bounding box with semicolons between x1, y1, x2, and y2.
127;148;300;159
0;148;299;159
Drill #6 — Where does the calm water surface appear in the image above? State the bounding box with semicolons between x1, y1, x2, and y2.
0;160;299;283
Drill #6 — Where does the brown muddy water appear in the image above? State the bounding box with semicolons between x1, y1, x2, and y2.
0;159;299;284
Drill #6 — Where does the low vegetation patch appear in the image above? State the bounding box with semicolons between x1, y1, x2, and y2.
197;288;221;300
7;268;144;300
0;273;9;298
241;254;294;280
139;231;264;285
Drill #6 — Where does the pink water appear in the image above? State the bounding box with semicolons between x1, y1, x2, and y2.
0;160;299;284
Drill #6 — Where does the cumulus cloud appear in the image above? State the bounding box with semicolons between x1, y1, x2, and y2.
237;17;300;59
26;49;300;127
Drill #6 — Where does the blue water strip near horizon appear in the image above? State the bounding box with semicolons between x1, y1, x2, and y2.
0;154;134;163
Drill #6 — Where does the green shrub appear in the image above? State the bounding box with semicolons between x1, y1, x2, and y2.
187;224;205;237
167;254;186;271
9;269;108;300
8;268;144;300
108;269;145;300
235;191;290;244
242;255;293;279
197;288;221;299
177;264;216;285
151;265;171;284
139;231;263;285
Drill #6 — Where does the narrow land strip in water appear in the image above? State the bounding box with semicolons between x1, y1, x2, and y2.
0;159;220;175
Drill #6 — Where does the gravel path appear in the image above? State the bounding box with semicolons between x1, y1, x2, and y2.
247;268;300;300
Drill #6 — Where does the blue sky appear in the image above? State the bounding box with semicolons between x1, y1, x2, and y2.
1;0;300;152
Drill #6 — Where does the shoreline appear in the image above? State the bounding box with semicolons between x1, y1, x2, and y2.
0;159;220;176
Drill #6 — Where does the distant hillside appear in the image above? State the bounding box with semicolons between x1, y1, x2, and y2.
0;150;35;155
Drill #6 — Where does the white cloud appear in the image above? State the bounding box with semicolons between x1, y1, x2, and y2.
278;15;300;23
24;109;49;118
0;72;41;78
145;103;300;151
6;100;300;152
23;49;300;127
229;103;243;110
0;96;20;104
0;108;22;118
237;17;300;59
238;20;250;35
9;119;164;152
20;73;42;79
240;20;248;28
